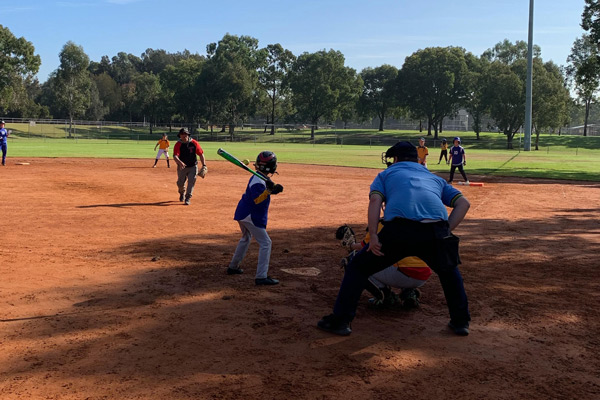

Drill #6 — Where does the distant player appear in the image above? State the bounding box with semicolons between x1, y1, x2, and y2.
0;120;10;166
417;137;428;168
448;137;469;184
173;128;206;205
153;133;170;168
227;151;284;286
438;138;449;164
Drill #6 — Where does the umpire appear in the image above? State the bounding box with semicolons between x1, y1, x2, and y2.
318;141;471;336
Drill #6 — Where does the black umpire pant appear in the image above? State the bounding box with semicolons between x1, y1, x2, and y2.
333;218;470;325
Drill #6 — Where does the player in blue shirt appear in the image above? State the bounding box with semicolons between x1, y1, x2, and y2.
448;136;469;184
318;141;472;336
227;151;283;286
0;120;10;166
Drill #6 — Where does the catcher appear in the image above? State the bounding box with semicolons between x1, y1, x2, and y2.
336;224;432;309
173;128;207;205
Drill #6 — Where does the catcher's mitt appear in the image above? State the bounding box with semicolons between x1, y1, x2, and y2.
335;224;356;251
198;165;208;178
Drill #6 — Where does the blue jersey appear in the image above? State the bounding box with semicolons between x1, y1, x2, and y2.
450;145;465;166
234;175;272;228
0;128;7;145
370;162;463;222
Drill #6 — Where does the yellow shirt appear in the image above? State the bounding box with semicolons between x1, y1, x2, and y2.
156;139;170;150
441;143;448;150
417;146;429;164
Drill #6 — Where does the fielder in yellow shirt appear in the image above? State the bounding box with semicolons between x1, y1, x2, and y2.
153;133;171;168
417;137;429;168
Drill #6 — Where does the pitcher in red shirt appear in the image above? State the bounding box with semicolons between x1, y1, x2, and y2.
173;128;206;205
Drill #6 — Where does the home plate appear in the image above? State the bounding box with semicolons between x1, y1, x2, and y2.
280;267;321;276
16;162;30;165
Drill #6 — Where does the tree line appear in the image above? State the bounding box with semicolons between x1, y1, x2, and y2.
1;4;599;150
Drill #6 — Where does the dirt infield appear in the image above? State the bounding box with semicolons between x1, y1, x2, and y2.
1;158;599;399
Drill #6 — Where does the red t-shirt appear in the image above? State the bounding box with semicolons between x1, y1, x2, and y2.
173;139;203;167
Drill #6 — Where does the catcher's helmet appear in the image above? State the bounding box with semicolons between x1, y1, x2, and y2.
453;136;461;144
255;151;277;174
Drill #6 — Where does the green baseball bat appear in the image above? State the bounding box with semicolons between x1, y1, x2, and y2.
217;148;270;182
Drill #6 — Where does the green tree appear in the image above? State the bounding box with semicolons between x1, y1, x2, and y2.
482;61;525;149
398;47;470;138
52;42;92;135
133;72;162;133
582;0;600;48
205;34;265;138
0;25;41;115
258;44;295;135
161;58;204;130
289;49;361;139
481;39;541;65
566;34;600;136
85;80;108;121
110;52;141;85
529;61;570;148
358;65;399;131
463;54;490;139
91;72;121;118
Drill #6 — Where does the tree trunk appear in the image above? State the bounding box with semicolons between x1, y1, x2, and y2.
534;127;540;150
439;118;443;134
229;124;235;141
310;119;317;140
220;125;226;133
584;98;591;137
505;130;514;149
419;120;423;132
427;118;432;136
378;117;384;132
270;95;276;135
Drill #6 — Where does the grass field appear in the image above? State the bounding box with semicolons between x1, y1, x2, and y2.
5;123;600;182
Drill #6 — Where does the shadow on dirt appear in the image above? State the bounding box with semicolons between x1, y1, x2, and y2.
2;214;599;399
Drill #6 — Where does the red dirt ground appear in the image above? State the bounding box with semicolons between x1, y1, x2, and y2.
1;158;599;399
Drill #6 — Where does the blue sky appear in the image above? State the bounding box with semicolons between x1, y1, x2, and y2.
1;0;586;83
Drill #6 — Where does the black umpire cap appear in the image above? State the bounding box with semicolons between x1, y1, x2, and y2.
385;141;418;161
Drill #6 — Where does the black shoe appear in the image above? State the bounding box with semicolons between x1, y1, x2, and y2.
255;276;279;285
400;288;420;309
448;321;470;336
184;197;191;205
226;267;243;275
317;314;352;336
179;193;184;202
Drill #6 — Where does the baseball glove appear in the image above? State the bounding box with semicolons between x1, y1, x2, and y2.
335;224;356;251
198;165;208;178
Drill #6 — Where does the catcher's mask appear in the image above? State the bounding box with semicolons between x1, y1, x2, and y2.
255;151;277;174
381;141;418;167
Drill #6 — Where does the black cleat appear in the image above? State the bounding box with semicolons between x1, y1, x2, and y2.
317;314;352;336
255;276;279;285
226;267;243;275
448;321;470;336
